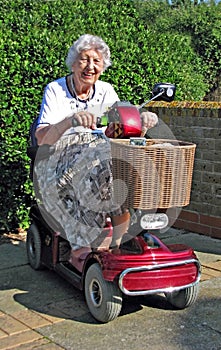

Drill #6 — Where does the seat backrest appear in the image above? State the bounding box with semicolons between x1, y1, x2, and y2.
30;117;39;146
27;118;52;165
27;118;39;179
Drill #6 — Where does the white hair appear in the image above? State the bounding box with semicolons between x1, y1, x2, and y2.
66;34;112;72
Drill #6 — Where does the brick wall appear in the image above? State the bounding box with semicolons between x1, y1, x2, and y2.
147;101;221;239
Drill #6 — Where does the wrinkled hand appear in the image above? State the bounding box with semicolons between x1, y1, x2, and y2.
71;111;97;129
140;111;158;136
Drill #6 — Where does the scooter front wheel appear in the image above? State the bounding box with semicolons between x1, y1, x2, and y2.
84;263;122;323
165;283;199;309
26;223;44;270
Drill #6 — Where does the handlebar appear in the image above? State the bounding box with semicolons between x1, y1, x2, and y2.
71;116;103;128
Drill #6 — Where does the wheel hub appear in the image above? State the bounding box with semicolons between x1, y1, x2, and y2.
89;278;103;307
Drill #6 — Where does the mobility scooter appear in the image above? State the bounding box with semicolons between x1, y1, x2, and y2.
26;83;201;323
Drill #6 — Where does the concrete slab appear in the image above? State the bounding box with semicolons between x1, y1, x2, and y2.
0;241;27;270
37;278;221;350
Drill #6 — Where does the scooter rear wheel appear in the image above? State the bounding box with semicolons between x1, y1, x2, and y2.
165;283;199;309
85;263;122;323
26;223;44;270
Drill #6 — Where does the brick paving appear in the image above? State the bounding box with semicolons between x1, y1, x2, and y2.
0;309;65;350
200;260;221;281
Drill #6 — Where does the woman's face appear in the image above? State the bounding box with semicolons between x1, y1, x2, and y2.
72;49;104;88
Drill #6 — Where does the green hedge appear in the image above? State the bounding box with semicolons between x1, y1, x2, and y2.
0;0;220;231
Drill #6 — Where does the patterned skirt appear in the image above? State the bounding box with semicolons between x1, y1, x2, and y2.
34;132;123;250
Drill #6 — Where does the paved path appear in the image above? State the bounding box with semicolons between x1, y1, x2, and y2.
0;229;220;350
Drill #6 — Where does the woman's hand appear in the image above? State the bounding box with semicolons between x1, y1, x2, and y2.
140;111;158;137
71;111;97;130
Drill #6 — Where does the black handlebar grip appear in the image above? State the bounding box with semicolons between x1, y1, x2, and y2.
71;117;102;128
71;117;80;127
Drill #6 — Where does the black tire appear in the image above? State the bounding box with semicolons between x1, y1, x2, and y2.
26;223;44;270
84;263;122;323
165;283;199;309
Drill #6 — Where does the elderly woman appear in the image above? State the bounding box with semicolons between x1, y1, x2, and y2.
34;34;158;270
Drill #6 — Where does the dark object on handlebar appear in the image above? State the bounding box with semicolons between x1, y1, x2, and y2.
151;82;176;102
138;82;176;109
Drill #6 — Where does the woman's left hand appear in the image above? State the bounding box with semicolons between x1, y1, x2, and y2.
140;111;158;136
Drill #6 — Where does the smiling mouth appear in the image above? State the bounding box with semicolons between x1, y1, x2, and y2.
83;72;93;77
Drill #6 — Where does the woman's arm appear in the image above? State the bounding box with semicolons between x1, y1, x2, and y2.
35;118;72;145
35;111;97;145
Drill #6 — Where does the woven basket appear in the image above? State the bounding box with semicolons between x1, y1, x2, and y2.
110;139;196;209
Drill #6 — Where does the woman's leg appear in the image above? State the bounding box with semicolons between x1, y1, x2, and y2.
110;211;130;249
70;211;130;270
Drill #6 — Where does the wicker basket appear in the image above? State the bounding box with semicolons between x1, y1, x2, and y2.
110;139;196;209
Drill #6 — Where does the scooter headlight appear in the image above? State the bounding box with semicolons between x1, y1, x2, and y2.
140;213;169;230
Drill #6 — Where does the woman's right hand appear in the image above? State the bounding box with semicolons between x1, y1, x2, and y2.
71;111;97;130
